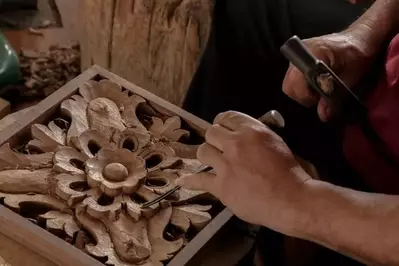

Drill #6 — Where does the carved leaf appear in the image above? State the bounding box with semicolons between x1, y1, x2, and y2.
149;116;189;142
77;129;115;158
54;173;91;207
121;94;148;132
78;80;102;102
80;80;126;108
135;187;162;219
122;194;142;222
171;205;212;232
83;190;123;221
175;158;203;176
53;147;89;175
112;128;150;154
100;210;151;263
0;144;53;170
61;95;89;146
0;192;71;214
144;171;179;195
39;211;80;241
80;79;149;136
75;205;137;266
0;168;52;194
28;121;66;152
87;97;126;139
148;207;183;262
139;142;180;172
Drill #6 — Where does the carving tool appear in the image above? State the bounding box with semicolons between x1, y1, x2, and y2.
280;35;368;123
140;110;285;209
281;36;397;165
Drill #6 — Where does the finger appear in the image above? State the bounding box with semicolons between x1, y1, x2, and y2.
282;64;319;107
197;143;226;169
205;124;233;152
175;172;216;193
317;98;332;122
214;111;264;131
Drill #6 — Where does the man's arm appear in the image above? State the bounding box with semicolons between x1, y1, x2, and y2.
177;111;399;266
283;0;399;121
297;179;399;265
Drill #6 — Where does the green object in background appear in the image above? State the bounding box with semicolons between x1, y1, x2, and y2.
0;32;20;87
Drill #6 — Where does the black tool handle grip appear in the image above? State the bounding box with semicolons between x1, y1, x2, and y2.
280;36;318;75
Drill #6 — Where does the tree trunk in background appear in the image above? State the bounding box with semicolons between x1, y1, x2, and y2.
79;0;212;106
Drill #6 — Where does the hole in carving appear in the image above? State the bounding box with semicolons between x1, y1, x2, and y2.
122;137;136;151
136;102;157;129
69;159;85;170
26;146;42;155
88;140;101;156
145;178;167;187
127;90;133;96
185;225;198;242
19;202;53;221
179;119;204;145
97;194;114;206
69;181;90;192
130;194;147;204
163;223;185;242
54;118;70;130
91;75;104;81
74;230;96;252
145;154;163;169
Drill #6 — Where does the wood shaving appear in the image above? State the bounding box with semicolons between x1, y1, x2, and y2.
17;43;81;97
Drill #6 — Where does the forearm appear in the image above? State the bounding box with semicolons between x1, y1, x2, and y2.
297;179;399;265
346;0;399;51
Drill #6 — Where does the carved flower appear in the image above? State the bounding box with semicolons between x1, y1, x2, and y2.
85;148;147;197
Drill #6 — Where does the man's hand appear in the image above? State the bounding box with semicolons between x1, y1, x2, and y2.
176;111;312;235
282;32;376;121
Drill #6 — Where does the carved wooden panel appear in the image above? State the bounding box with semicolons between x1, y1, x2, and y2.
0;66;228;266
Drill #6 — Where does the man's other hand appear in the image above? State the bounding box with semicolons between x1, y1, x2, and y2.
176;111;312;235
282;32;376;121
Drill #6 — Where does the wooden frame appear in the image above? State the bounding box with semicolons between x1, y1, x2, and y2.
0;65;233;266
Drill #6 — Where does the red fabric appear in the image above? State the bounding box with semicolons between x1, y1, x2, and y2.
344;33;399;194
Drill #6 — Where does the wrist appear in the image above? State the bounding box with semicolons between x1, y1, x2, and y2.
343;0;399;54
271;168;318;238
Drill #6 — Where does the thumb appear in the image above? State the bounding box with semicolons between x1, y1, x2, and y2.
282;63;319;107
175;172;216;193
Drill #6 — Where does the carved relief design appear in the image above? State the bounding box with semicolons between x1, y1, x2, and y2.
0;79;214;265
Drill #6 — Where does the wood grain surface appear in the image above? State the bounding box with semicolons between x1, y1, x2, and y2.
80;0;213;106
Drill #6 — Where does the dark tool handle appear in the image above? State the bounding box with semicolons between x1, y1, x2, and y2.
280;36;399;168
281;36;318;77
281;35;367;123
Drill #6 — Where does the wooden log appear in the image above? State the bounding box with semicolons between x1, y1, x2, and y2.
79;0;212;106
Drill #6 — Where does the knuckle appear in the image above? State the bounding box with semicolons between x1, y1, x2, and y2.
248;126;270;140
214;111;239;124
